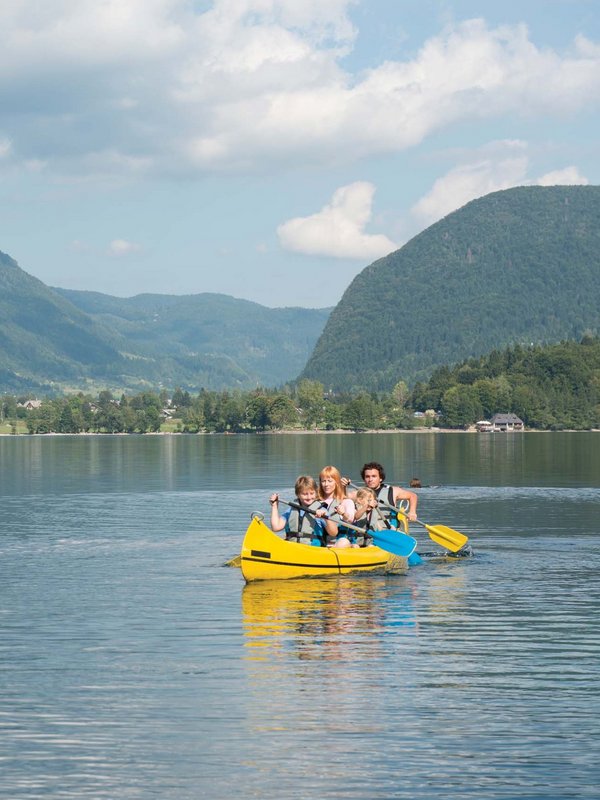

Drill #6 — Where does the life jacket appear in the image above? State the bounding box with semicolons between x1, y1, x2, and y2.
321;497;357;544
355;506;387;532
352;507;384;547
286;500;325;544
374;483;397;527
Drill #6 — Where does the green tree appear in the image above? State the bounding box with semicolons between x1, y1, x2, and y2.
342;393;377;430
296;379;324;428
182;405;205;433
246;395;271;431
172;387;192;408
268;395;298;429
440;385;483;428
392;380;409;408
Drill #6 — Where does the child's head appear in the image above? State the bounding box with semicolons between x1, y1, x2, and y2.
356;487;376;505
295;475;318;505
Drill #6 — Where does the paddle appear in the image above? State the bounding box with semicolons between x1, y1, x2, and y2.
279;499;417;558
347;481;469;553
399;512;469;553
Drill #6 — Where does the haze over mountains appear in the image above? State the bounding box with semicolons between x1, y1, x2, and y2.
2;185;600;397
302;185;600;391
0;251;330;393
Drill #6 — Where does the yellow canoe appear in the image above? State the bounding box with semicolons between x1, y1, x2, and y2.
240;515;408;582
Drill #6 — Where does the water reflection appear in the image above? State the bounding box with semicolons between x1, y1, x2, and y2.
242;577;419;665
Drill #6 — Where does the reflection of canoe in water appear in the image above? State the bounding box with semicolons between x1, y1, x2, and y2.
240;515;408;582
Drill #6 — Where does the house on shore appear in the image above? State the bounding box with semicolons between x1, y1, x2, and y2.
477;413;525;432
17;399;42;411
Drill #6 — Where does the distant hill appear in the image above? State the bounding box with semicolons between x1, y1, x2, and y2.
301;185;600;391
0;251;330;393
0;252;123;393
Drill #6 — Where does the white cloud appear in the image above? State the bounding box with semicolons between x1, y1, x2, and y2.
108;239;142;256
412;142;530;224
536;166;589;186
412;141;591;226
277;181;396;259
1;5;599;178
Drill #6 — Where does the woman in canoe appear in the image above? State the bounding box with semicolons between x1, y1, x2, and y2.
318;465;357;548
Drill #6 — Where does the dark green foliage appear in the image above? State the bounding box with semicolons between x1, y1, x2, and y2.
0;250;330;393
411;337;600;430
302;186;600;391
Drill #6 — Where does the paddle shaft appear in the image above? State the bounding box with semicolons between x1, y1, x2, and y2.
347;480;410;518
279;499;370;537
279;499;417;557
348;480;469;551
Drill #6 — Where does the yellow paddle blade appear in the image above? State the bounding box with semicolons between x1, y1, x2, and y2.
397;511;469;553
424;524;468;553
225;554;242;568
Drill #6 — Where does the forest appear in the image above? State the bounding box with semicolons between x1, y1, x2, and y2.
2;337;599;433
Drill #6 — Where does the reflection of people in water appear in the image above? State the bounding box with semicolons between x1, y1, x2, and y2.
241;578;419;667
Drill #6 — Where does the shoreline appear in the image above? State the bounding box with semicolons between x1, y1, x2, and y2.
1;427;599;437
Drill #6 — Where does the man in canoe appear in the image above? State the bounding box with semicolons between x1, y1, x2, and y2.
343;462;418;526
270;475;338;546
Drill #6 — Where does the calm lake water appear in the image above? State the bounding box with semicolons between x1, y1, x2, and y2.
1;432;598;799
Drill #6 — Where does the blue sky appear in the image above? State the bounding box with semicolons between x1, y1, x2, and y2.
1;0;599;307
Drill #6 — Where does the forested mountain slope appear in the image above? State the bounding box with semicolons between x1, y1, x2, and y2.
0;251;330;393
56;288;331;390
301;186;600;391
0;251;123;392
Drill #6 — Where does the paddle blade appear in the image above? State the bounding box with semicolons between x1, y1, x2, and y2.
370;528;417;558
425;523;468;553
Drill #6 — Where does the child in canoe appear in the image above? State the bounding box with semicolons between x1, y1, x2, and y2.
270;476;337;546
353;487;389;546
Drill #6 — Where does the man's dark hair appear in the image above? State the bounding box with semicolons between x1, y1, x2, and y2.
361;462;385;481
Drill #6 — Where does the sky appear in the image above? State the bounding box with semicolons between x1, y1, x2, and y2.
1;0;599;308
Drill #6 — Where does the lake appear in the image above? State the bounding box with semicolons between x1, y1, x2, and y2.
0;432;598;799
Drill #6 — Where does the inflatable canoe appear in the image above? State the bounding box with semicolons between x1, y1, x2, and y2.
240;514;408;582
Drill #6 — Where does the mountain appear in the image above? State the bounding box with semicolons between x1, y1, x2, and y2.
0;251;330;393
55;288;331;389
301;185;600;392
0;251;124;392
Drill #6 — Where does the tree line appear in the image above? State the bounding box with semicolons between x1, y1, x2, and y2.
0;381;415;434
2;337;599;433
410;336;600;430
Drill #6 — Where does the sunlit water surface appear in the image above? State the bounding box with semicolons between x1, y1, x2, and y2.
0;433;598;799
